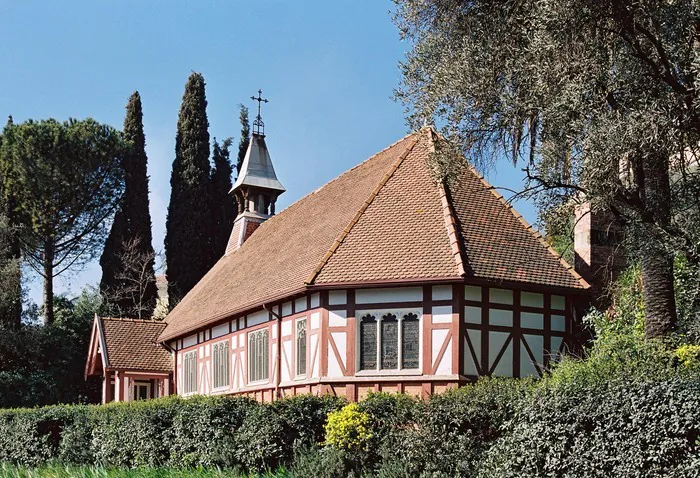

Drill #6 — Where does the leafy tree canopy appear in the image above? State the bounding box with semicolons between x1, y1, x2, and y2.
0;118;125;324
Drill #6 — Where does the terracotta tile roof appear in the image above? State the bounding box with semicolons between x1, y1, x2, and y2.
100;317;172;372
160;128;586;342
449;161;587;290
313;133;459;283
160;134;419;341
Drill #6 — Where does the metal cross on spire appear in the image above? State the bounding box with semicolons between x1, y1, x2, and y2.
251;89;269;136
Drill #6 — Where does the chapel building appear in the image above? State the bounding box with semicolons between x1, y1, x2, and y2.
87;119;598;403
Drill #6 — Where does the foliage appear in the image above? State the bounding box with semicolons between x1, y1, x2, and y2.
324;403;372;453
289;446;347;478
380;379;532;477
0;118;125;324
675;344;700;370
0;289;102;408
210;138;235;261
394;0;700;337
165;72;212;307
236;105;250;175
478;376;700;477
0;213;21;327
100;92;157;319
0;463;290;477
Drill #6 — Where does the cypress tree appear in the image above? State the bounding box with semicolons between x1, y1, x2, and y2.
236;105;250;174
0;116;21;328
100;92;158;318
165;73;212;307
210;138;235;261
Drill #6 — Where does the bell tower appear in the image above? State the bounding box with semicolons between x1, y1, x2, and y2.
225;90;285;256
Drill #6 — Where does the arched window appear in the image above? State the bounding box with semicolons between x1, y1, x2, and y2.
212;341;230;389
402;313;419;369
381;313;398;369
296;318;307;376
248;329;269;383
360;314;377;371
183;350;197;394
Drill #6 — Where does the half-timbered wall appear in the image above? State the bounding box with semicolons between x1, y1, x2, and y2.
462;285;572;378
171;285;577;401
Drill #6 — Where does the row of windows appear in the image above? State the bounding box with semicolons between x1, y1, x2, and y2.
359;312;420;372
181;318;309;393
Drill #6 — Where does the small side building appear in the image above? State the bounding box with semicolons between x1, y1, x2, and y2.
85;317;173;403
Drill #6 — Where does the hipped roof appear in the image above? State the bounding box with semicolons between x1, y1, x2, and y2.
160;128;587;342
99;317;172;372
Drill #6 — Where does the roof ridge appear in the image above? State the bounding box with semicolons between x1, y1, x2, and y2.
305;134;421;285
207;131;422;261
101;317;166;324
427;129;467;277
465;165;590;289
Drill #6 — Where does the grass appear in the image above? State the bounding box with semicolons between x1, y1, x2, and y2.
0;464;290;478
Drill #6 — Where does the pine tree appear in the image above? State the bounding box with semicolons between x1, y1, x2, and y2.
210;138;235;262
100;92;158;318
236;105;250;174
165;73;212;307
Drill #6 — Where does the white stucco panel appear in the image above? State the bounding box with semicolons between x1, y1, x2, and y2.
310;312;320;330
356;287;422;304
329;310;347;327
431;305;453;324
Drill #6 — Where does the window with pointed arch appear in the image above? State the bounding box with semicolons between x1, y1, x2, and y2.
212;340;230;390
296;317;307;377
182;350;197;395
248;329;269;383
359;311;420;372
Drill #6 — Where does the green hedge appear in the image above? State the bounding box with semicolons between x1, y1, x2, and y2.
1;376;699;476
0;394;344;472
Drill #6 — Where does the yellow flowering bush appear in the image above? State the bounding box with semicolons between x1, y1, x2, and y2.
675;344;700;369
324;403;372;452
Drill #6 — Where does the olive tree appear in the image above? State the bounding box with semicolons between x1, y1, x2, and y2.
394;0;700;337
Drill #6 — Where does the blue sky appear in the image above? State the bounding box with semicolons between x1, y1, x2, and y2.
0;0;536;303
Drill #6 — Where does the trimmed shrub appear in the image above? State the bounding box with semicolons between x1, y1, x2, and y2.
168;396;254;469
272;394;346;448
290;445;348;478
233;403;287;472
325;403;372;453
478;377;700;477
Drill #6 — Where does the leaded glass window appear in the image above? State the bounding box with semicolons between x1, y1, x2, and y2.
248;329;269;383
402;313;419;369
212;341;230;389
296;318;307;376
381;313;398;369
183;351;197;394
360;314;377;371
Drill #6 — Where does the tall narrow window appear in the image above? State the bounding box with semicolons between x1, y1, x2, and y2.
381;313;398;369
183;351;197;394
360;314;377;371
212;341;230;389
402;313;419;369
296;318;307;376
248;329;269;383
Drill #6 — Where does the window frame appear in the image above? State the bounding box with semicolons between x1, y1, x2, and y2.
182;350;197;395
295;317;307;379
247;328;270;384
211;339;231;391
132;381;151;401
356;309;422;376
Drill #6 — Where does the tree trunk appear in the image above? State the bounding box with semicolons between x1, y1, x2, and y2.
43;239;54;325
639;152;677;338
